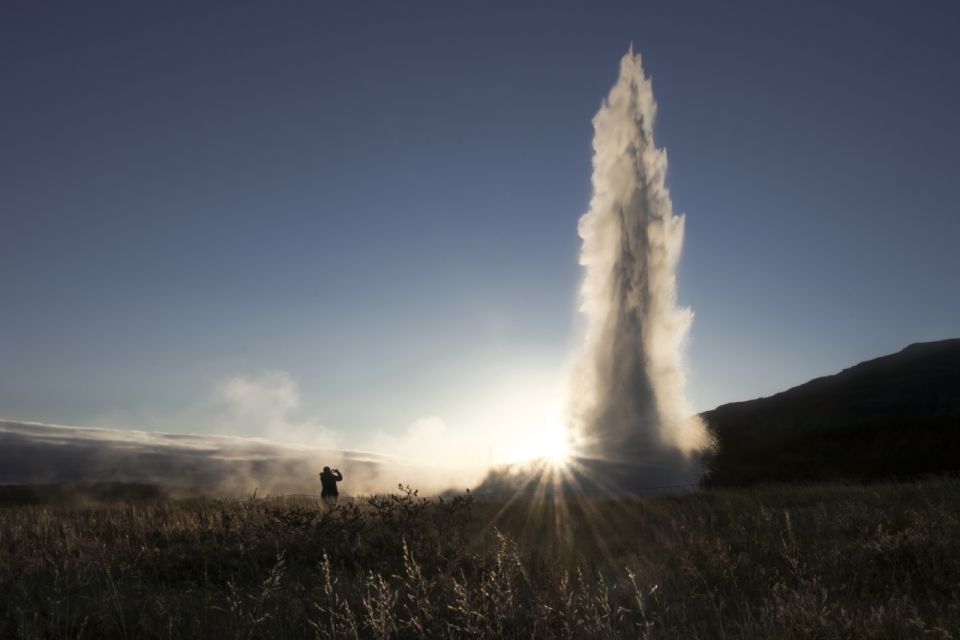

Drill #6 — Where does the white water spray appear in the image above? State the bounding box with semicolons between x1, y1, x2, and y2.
571;49;710;486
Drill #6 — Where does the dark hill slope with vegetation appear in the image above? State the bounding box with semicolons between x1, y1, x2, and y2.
702;339;960;485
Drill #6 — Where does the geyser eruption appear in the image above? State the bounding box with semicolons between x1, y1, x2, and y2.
474;50;710;497
570;49;710;488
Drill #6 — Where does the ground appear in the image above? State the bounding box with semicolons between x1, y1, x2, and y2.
2;479;958;639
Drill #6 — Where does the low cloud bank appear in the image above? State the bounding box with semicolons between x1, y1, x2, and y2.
0;419;473;495
7;369;493;495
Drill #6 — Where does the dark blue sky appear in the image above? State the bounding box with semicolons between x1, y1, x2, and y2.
2;1;959;447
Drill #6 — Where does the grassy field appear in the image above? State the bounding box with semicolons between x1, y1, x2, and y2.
1;478;959;639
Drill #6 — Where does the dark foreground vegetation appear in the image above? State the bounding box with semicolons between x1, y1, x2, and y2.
2;479;959;639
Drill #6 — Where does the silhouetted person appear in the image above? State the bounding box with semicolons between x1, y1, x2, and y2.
319;466;343;500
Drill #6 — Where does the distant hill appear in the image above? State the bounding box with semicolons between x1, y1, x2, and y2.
702;339;960;486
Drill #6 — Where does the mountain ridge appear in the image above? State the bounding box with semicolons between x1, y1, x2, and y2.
701;338;960;485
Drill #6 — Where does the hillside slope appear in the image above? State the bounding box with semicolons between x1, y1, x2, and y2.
702;339;960;485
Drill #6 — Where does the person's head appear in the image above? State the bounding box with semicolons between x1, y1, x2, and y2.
323;466;331;473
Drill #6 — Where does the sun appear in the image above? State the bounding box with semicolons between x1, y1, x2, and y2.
501;414;572;467
539;420;571;464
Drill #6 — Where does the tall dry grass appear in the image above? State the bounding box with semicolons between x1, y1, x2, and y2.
1;480;958;638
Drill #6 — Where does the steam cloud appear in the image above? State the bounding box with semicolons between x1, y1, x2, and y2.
570;49;710;488
0;373;487;495
0;418;389;495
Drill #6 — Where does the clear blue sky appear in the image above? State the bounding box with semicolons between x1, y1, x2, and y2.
2;1;959;448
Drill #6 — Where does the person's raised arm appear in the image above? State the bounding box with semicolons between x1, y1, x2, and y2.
334;470;343;481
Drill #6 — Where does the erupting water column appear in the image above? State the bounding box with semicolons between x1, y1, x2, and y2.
571;49;711;489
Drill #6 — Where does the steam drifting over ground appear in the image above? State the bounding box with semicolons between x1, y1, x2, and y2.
566;49;710;489
0;416;485;496
0;419;384;495
0;371;510;495
5;371;493;495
